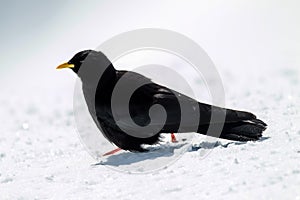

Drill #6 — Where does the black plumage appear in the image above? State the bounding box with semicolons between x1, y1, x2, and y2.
58;50;267;152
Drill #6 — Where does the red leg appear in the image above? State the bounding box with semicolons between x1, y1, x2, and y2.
171;133;178;143
103;135;178;156
102;148;122;156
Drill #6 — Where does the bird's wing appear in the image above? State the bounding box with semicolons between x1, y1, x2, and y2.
112;71;259;135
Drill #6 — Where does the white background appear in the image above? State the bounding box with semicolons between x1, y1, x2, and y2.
0;1;299;199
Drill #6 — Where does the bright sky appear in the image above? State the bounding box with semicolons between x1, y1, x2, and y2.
1;0;299;78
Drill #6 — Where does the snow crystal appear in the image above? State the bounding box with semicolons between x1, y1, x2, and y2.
21;122;29;131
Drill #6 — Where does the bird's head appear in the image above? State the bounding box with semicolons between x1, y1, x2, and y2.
56;50;93;73
56;49;116;84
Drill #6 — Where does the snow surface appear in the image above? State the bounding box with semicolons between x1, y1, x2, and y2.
1;47;300;200
1;1;300;199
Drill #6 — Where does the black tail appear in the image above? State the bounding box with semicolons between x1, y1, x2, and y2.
218;118;267;141
198;109;267;141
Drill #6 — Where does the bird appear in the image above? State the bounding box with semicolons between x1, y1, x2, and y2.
57;50;267;153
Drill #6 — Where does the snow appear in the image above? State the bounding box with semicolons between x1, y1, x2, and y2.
1;1;300;199
2;64;299;199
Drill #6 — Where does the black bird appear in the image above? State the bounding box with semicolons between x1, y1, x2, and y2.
57;50;267;153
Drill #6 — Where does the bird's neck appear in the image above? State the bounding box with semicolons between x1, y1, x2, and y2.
79;64;116;116
100;65;117;86
78;64;116;89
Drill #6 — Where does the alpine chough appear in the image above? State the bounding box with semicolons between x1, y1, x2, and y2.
57;50;267;152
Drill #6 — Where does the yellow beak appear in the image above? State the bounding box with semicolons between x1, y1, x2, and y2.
56;63;75;69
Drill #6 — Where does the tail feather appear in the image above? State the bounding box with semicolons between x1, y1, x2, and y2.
219;119;267;141
198;116;267;141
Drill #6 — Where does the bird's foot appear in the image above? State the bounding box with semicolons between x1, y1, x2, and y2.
171;133;178;143
102;148;122;156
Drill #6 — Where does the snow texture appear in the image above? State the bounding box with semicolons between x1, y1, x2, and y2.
0;1;299;199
